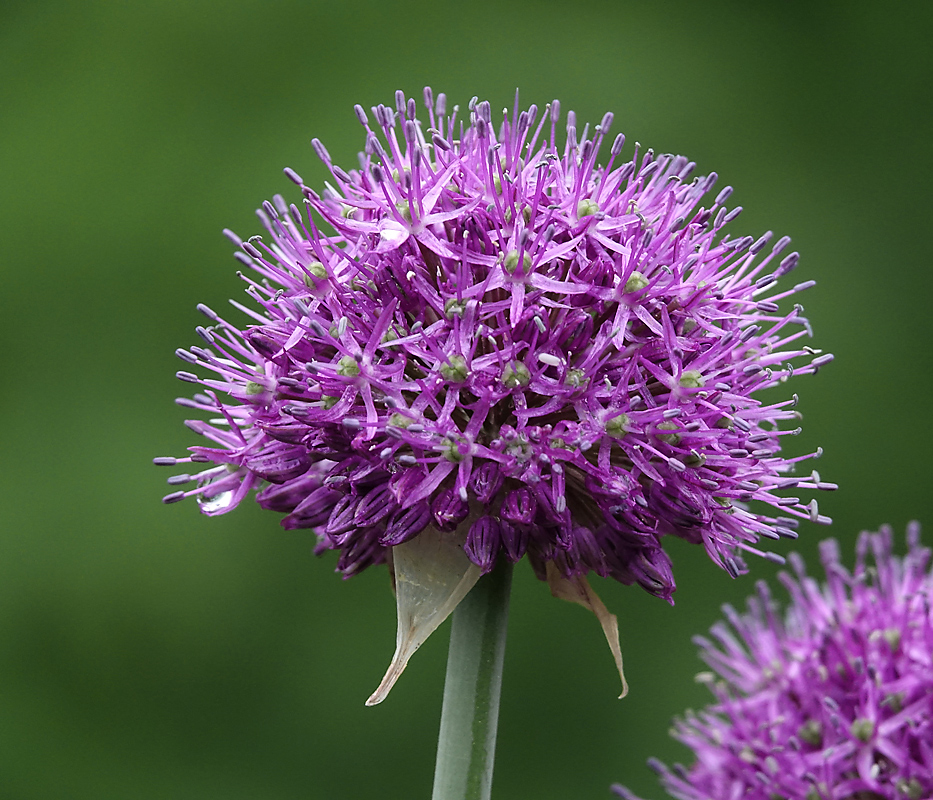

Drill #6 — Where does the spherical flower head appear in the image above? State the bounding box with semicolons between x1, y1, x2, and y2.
157;88;834;601
613;523;933;800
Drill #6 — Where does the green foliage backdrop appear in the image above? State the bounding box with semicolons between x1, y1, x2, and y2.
1;1;930;798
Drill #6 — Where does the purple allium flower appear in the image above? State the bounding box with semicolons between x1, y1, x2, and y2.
157;89;833;601
613;523;933;800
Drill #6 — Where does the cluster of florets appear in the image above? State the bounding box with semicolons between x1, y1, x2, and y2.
614;524;933;800
156;88;833;599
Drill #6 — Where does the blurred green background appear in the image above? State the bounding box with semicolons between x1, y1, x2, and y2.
1;1;930;798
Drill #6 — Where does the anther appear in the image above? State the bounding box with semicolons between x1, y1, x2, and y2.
749;231;773;254
714;186;733;205
807;499;820;522
610;133;625;156
754;274;777;290
771;235;792;255
723;206;743;224
197;303;219;321
778;252;800;274
283;167;303;185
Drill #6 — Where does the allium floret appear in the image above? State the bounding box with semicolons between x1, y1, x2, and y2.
157;88;834;602
613;524;933;800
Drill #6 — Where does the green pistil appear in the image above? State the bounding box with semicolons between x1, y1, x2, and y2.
897;778;923;800
442;440;466;463
396;201;412;222
565;369;588;388
245;381;265;395
883;692;905;713
679;370;704;388
445;298;466;319
388;412;413;428
337;355;360;377
882;628;902;650
656;421;681;445
684;451;707;468
322;395;339;409
502;362;530;388
303;261;327;288
605;413;629;439
850;718;874;743
504;204;531;224
503;249;531;274
340;204;356;219
577;198;599;217
624;271;649;293
441;355;469;383
798;719;822;746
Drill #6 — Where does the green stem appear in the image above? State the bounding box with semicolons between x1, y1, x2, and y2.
431;558;513;800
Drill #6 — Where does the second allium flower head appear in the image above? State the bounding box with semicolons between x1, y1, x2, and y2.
614;525;932;799
161;88;833;602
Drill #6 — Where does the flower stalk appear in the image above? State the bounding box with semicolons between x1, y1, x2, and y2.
432;558;513;800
